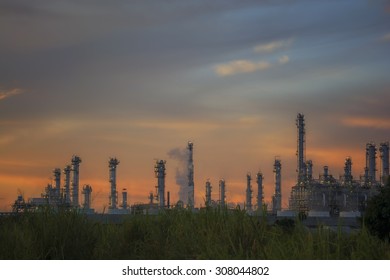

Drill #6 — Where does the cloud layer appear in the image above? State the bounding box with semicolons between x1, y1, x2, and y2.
0;0;389;211
0;88;23;101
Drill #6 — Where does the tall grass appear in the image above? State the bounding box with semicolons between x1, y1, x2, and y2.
0;207;389;259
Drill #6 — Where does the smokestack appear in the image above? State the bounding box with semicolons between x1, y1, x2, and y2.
246;173;252;211
366;143;377;184
109;157;120;209
219;179;226;208
323;165;329;182
343;157;353;184
122;188;128;209
63;165;71;204
272;158;282;214
71;155;82;207
187;141;194;208
82;184;92;210
380;142;389;185
296;113;306;185
155;160;166;208
205;180;212;207
167;191;170;209
256;171;263;210
53;168;61;199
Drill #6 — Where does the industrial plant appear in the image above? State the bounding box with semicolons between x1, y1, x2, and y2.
288;114;389;217
10;114;389;218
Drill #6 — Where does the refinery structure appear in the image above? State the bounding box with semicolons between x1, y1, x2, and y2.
10;114;389;217
289;114;389;217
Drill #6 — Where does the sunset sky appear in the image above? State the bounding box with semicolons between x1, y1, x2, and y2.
1;0;390;212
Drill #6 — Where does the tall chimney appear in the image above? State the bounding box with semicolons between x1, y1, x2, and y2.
256;171;263;210
109;157;120;209
71;155;82;207
187;141;194;208
296;113;306;185
155;160;166;208
366;143;377;184
272;158;282;214
246;173;252;211
219;179;226;208
380;142;389;185
63;165;71;204
205;180;212;207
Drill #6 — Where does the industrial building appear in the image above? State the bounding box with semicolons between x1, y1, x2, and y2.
288;114;389;217
10;115;389;218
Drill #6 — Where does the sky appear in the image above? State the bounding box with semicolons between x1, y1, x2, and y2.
0;0;389;212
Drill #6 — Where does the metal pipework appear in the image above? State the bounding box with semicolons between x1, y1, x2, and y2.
122;188;128;209
63;165;71;204
187;141;194;208
246;173;252;211
256;171;263;210
205;180;212;207
272;159;282;213
155;160;166;208
109;157;120;209
82;184;92;209
366;143;377;184
296;113;306;184
380;142;389;185
306;160;313;181
344;157;353;184
53;168;61;199
219;179;226;207
71;155;82;207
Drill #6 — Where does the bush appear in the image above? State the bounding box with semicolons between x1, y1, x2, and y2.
364;178;390;241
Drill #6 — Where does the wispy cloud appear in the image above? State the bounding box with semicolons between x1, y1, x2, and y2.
278;55;289;64
214;60;271;77
254;39;292;53
381;33;390;42
341;117;390;129
0;88;23;101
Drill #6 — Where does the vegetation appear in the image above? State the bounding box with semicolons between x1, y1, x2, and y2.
0;207;389;259
364;178;390;241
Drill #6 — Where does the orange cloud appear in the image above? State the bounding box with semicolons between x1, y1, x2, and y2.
214;60;271;77
341;117;390;129
0;88;23;101
253;39;293;53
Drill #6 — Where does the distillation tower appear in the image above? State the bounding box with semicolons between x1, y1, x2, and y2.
121;188;128;209
155;160;166;208
256;171;263;211
380;142;389;185
205;180;212;207
272;159;282;214
63;165;71;204
219;179;226;207
296;113;306;185
187;141;195;208
53;168;61;199
108;157;120;209
366;143;377;185
246;173;253;211
71;155;82;207
342;157;353;185
82;184;92;210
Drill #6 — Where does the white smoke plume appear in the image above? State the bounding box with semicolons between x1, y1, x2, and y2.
168;147;189;203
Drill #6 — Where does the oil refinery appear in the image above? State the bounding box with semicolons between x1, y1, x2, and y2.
10;114;389;218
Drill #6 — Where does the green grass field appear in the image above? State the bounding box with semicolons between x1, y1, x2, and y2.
0;208;389;259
